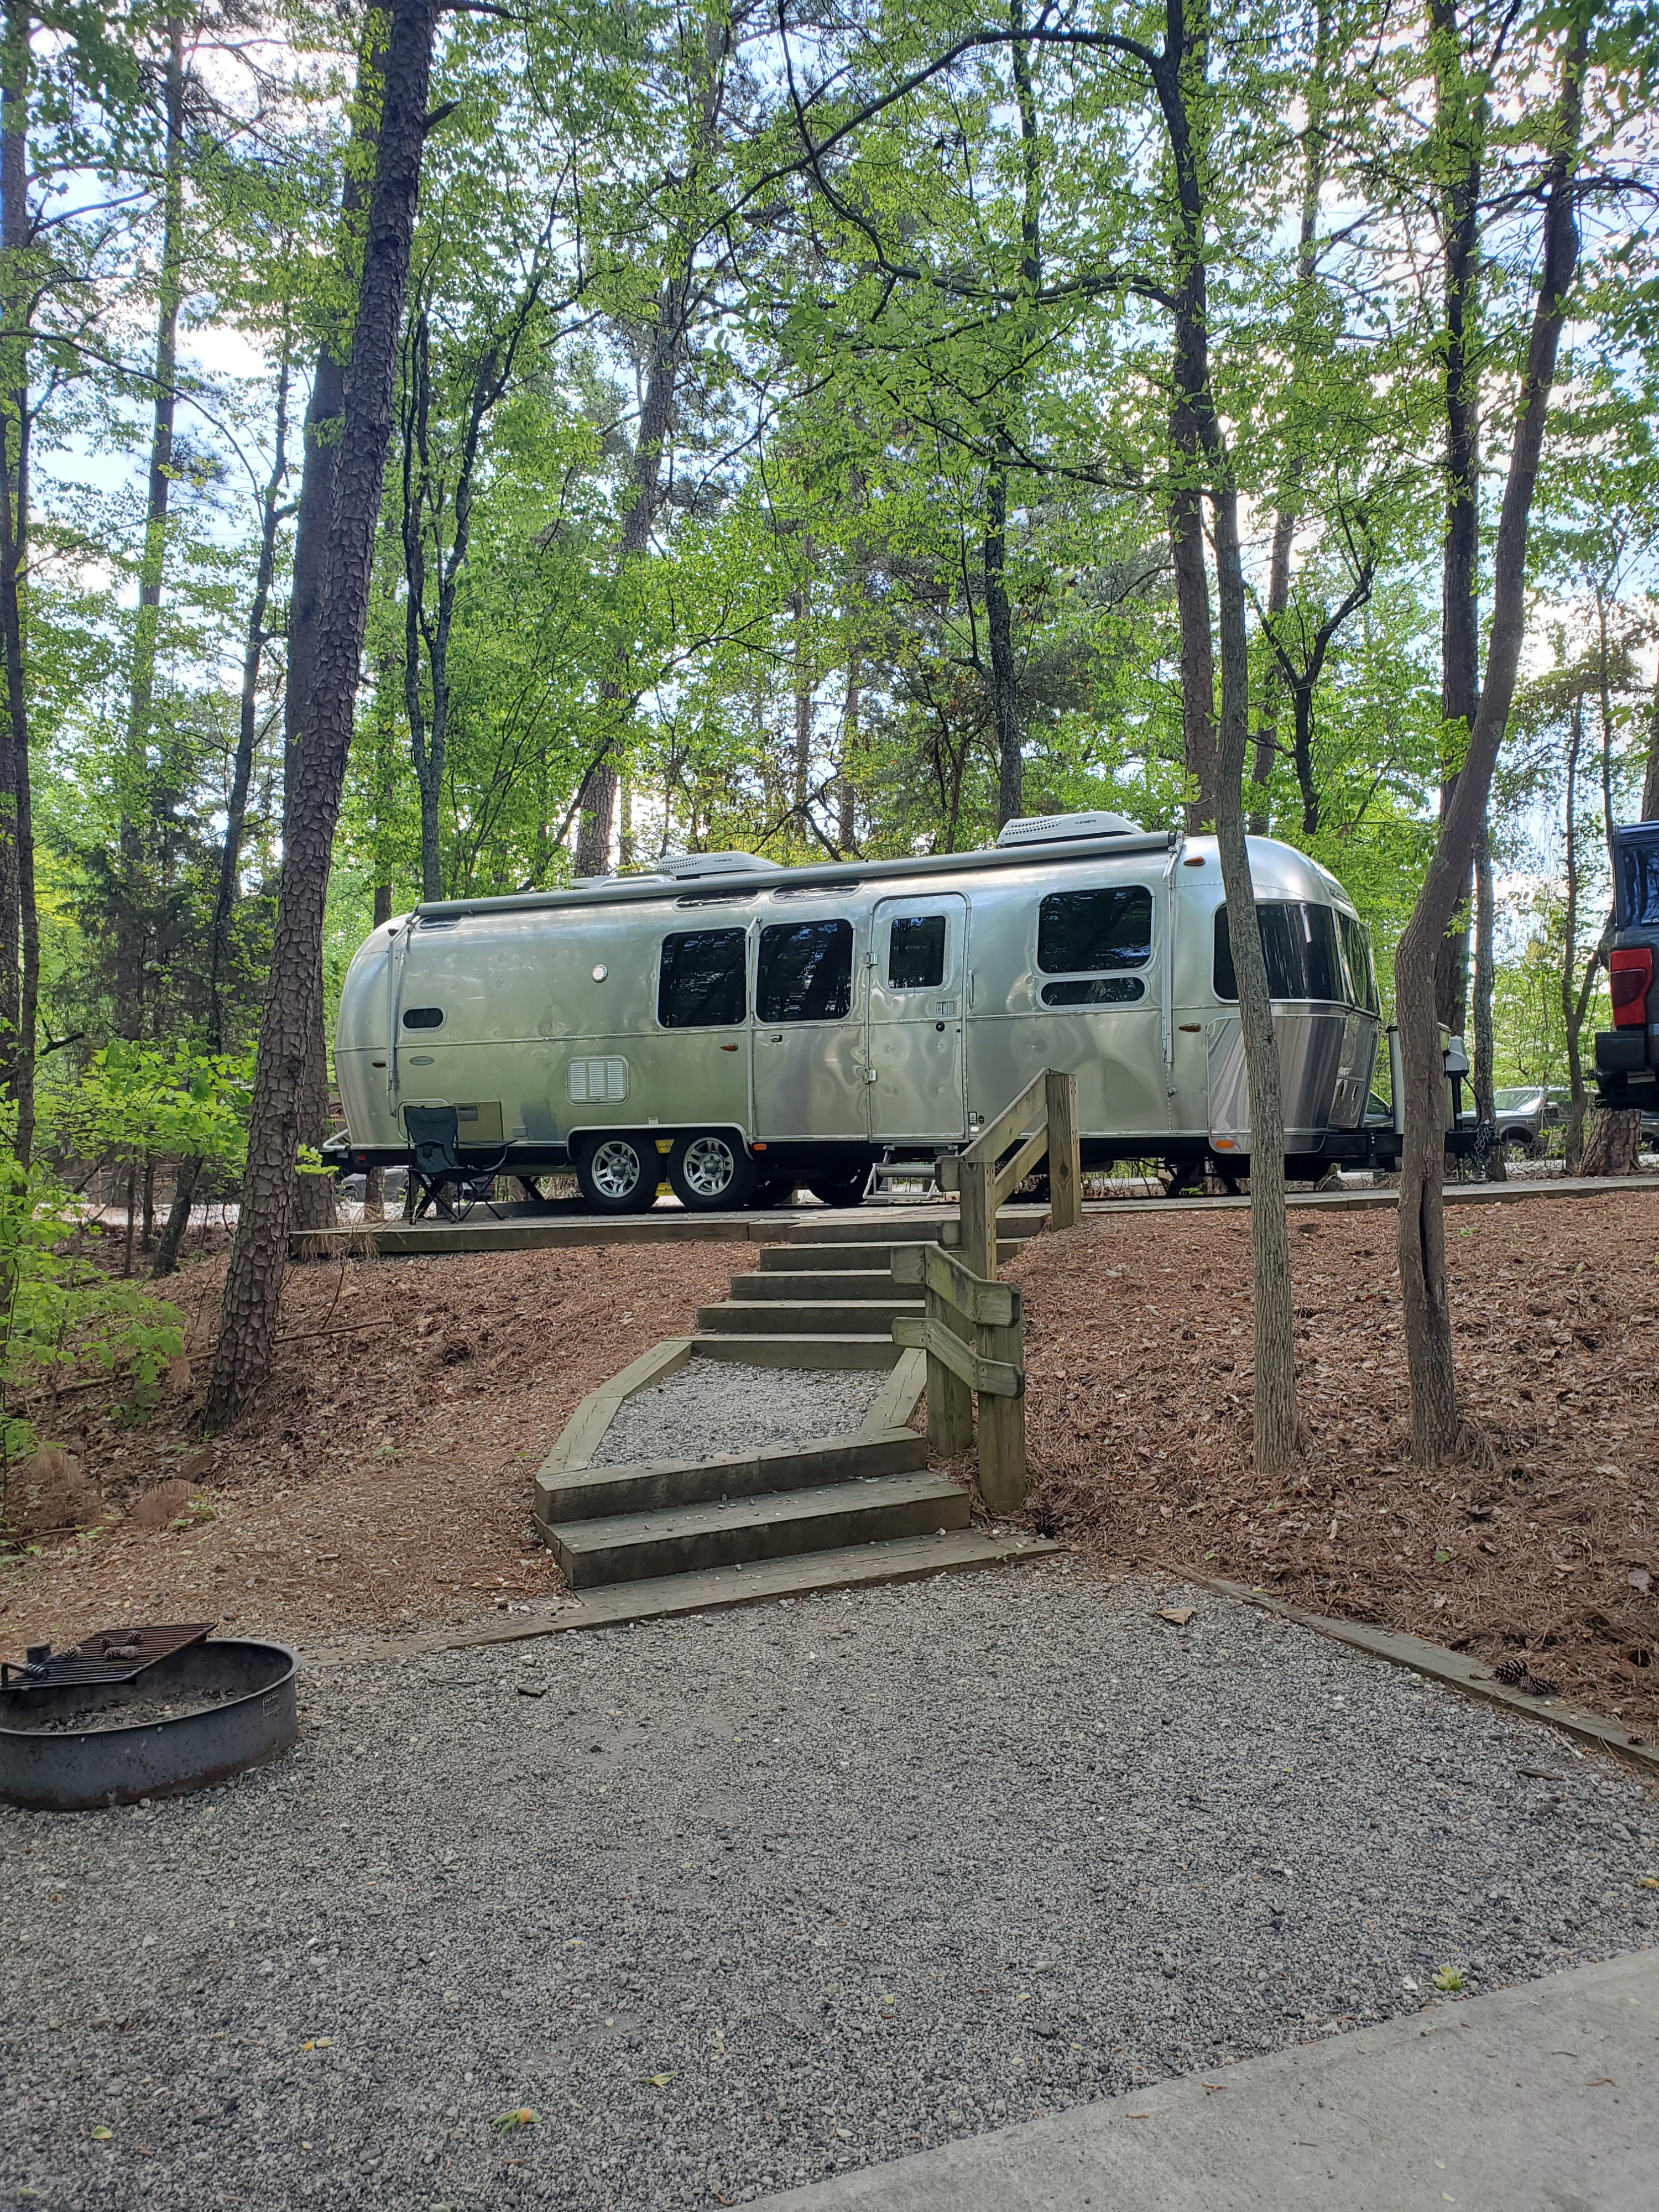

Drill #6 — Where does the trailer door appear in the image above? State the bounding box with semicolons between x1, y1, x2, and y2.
752;915;867;1141
867;894;968;1142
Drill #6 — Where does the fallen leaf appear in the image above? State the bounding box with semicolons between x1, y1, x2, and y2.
491;2108;539;2132
90;2127;113;2142
1637;1876;1659;1891
1157;1607;1196;1626
640;2073;675;2089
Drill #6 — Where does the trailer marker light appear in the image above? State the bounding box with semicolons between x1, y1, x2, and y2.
753;1142;768;1151
1610;946;1652;1027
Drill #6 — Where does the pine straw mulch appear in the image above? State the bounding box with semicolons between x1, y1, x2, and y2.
1006;1191;1659;1736
0;1239;754;1654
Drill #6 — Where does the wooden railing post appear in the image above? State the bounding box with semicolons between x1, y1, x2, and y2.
958;1154;996;1281
1045;1068;1079;1230
974;1308;1026;1511
924;1279;974;1454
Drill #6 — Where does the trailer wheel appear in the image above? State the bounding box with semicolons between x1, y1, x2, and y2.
805;1172;867;1209
749;1177;796;1208
667;1131;755;1212
573;1135;658;1213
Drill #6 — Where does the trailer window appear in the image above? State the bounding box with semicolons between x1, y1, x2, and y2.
658;928;747;1027
1041;975;1145;1007
401;1006;444;1030
1037;886;1152;974
888;914;946;990
1213;902;1343;1001
1335;911;1380;1014
757;919;853;1021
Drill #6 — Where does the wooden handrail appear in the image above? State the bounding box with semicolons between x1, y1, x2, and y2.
957;1066;1079;1279
892;1067;1082;1511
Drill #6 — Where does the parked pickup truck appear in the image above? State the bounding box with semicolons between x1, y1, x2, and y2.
1595;819;1659;1115
1490;1085;1569;1157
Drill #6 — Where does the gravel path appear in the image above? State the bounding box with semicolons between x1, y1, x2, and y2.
2;1566;1656;2212
591;1361;886;1465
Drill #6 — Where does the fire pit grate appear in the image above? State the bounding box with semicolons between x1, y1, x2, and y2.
0;1622;298;1811
0;1623;211;1691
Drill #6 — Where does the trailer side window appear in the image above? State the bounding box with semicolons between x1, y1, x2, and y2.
401;1006;444;1029
658;928;747;1027
757;919;853;1021
1214;902;1343;1002
1335;911;1380;1014
888;915;946;990
1037;886;1152;974
1041;975;1145;1007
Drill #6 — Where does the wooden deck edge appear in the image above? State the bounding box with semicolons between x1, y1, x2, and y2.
1186;1573;1659;1775
534;1338;695;1485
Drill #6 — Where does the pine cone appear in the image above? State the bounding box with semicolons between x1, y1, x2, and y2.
1493;1655;1529;1686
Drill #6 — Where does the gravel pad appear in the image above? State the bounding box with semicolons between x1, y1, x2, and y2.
3;1568;1656;2211
590;1361;886;1465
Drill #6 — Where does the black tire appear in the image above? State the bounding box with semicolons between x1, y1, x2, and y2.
805;1172;867;1209
573;1134;658;1213
667;1130;755;1212
748;1177;795;1208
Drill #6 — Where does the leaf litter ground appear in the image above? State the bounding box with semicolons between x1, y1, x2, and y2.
1008;1191;1659;1735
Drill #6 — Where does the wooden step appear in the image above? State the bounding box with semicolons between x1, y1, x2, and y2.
687;1334;901;1368
731;1270;898;1301
546;1472;970;1588
534;1428;927;1528
697;1298;921;1335
457;1530;1062;1641
757;1240;943;1272
779;1216;954;1246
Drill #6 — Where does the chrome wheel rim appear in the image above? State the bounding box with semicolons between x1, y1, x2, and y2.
589;1139;642;1199
682;1135;737;1199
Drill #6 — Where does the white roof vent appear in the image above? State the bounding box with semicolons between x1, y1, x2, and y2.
995;810;1144;847
658;850;781;881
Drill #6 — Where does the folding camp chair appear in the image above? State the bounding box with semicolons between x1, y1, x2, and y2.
402;1105;509;1223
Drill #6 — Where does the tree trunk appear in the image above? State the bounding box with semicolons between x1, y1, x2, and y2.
1248;7;1329;837
115;14;186;1047
155;361;293;1281
984;453;1022;826
1250;507;1293;834
1214;482;1298;1470
575;290;690;875
1431;0;1483;1039
206;0;437;1430
1582;1106;1642;1176
791;536;813;814
1394;18;1585;1463
1560;696;1589;1171
1472;816;1504;1178
0;0;34;1161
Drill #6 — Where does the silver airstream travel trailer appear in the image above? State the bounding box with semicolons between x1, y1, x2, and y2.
333;811;1395;1211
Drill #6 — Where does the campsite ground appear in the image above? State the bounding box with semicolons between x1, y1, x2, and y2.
2;1190;1655;1731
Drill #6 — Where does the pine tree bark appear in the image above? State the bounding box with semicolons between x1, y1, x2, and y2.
1395;19;1585;1463
205;0;437;1428
114;15;187;1047
1430;0;1484;1039
0;0;35;1162
1471;818;1504;1178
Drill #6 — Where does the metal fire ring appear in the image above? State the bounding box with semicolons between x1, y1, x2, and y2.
0;1626;299;1812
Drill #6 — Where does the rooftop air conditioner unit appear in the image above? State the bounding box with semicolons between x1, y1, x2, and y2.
658;851;782;880
995;810;1144;847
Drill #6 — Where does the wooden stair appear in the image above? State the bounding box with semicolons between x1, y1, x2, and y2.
533;1225;1055;1616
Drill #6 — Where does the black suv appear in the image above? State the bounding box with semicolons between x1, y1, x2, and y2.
1594;819;1659;1112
